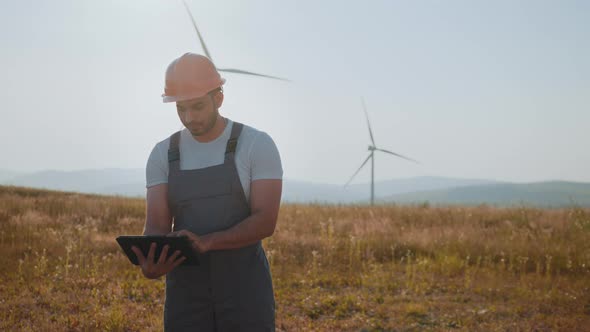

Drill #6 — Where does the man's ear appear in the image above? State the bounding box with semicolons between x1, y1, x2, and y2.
214;91;224;109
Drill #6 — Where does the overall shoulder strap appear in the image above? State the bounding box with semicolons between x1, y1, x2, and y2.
224;122;243;162
168;131;181;174
225;122;243;154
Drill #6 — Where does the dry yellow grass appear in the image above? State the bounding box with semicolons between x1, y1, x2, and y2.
1;185;589;331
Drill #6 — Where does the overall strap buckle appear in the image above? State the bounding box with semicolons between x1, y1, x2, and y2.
225;138;238;154
225;122;244;155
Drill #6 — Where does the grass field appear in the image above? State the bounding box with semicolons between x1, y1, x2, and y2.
1;185;589;331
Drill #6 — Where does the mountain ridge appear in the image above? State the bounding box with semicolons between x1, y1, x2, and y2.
1;169;589;207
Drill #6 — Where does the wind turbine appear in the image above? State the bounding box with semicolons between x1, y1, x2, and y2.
182;1;289;82
344;97;419;205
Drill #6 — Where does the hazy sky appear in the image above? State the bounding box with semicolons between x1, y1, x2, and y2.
1;0;589;184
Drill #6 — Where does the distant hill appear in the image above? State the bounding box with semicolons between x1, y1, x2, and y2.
1;168;588;207
0;169;23;183
283;176;496;203
0;169;496;203
3;169;144;195
384;181;590;207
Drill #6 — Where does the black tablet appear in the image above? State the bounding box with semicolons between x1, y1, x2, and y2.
116;235;199;266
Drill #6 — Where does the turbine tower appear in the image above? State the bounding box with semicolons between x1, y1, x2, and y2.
183;1;289;81
344;97;419;205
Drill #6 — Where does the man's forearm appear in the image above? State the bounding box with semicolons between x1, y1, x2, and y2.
143;223;172;235
204;212;275;251
144;184;173;236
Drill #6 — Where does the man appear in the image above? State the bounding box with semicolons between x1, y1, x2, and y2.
131;52;282;331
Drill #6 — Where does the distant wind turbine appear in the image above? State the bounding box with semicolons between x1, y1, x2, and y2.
344;97;419;205
182;1;289;82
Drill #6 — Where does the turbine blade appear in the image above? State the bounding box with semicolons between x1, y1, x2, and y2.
218;68;290;82
361;97;376;146
344;154;372;188
376;148;420;164
182;0;213;60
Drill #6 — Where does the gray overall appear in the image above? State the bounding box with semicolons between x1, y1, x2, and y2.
164;122;275;331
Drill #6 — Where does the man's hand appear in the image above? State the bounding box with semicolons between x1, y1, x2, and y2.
131;242;186;279
167;230;212;253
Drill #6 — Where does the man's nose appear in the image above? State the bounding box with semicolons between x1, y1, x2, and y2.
182;110;198;122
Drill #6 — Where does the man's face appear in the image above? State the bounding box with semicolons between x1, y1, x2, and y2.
176;91;221;137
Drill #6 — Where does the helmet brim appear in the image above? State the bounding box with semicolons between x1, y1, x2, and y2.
161;78;225;103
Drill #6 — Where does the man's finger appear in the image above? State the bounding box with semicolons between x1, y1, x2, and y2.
147;242;157;263
158;245;170;265
131;246;146;265
166;250;181;264
171;256;186;269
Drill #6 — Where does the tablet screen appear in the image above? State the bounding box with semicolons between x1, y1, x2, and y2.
116;235;199;266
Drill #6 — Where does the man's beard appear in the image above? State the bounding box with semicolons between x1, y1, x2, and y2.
187;108;219;137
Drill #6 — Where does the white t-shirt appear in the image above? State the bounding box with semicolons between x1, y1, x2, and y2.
146;119;283;202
